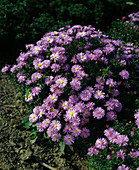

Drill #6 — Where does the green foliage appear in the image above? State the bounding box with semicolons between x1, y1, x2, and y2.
107;18;139;46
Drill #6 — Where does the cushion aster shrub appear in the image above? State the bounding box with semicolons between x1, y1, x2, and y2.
1;25;139;152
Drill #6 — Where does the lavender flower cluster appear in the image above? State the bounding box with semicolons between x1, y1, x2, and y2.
88;109;139;169
1;24;138;147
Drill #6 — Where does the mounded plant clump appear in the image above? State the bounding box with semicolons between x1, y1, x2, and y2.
2;24;139;168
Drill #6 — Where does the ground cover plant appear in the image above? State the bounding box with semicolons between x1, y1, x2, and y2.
1;18;139;169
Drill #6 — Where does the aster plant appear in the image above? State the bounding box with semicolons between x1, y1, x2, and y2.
1;23;138;158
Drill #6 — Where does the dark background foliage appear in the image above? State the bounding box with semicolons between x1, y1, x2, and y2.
0;0;138;66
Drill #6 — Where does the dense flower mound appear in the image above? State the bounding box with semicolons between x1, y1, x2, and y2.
1;25;139;147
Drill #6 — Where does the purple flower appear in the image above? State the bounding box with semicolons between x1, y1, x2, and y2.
48;94;58;103
104;128;115;138
55;77;68;88
51;63;60;72
18;76;26;83
117;164;130;170
106;111;117;121
44;76;54;86
42;119;50;129
80;127;90;138
37;122;44;132
87;147;99;156
66;109;78;120
116;149;125;160
47;127;55;137
95;138;108;149
77;52;87;62
50;120;61;131
31;72;42;82
25;92;34;102
119;70;130;80
79;90;92;101
109;131;120;144
130;151;139;158
29;113;38;123
51;133;61;142
107;155;111;159
1;64;11;72
72;127;81;137
40;60;51;69
106;78;117;87
93;49;103;57
93;107;105;120
71;65;82;73
94;90;105;100
31;87;41;96
26;79;32;85
64;134;74;145
70;78;82;91
16;72;23;78
115;135;129;147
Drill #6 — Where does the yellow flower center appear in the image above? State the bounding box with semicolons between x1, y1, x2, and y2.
40;112;43;115
98;92;101;96
53;56;56;59
80;56;83;59
38;63;41;66
28;95;31;98
75;68;78;70
47;38;50;42
54;124;57;128
80;33;83;35
111;81;113;84
74;129;77;133
32;116;35;119
51;97;55;100
62;35;65;37
60;80;64;84
100;142;102;145
62;103;65;107
68;138;71;141
84;110;87;114
35;76;38;79
36;48;39;51
70;112;73;116
50;108;55;112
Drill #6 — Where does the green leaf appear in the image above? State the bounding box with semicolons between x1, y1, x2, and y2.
126;2;135;5
29;129;38;136
30;136;38;144
23;121;33;128
15;92;22;98
32;123;38;127
60;141;65;153
68;145;74;152
21;116;29;124
26;88;31;99
43;132;50;139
